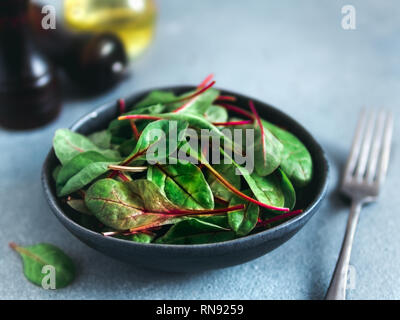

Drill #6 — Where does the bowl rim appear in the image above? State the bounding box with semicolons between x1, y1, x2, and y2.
42;85;330;252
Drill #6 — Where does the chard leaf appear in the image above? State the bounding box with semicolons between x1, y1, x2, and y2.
263;120;313;186
85;179;182;231
204;105;229;123
228;191;259;236
207;162;241;202
155;216;235;245
252;124;283;176
113;233;155;243
109;104;166;140
173;88;220;115
223;150;292;210
10;243;75;289
134;91;178;109
148;160;214;210
56;151;114;189
88;130;112;149
53;129;120;165
122;120;188;165
66;199;92;215
58;161;115;197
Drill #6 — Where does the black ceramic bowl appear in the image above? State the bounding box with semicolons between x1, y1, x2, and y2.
42;86;329;272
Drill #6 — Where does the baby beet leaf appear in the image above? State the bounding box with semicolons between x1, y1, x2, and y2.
249;101;283;176
87;130;112;149
121;120;189;166
10;243;76;289
58;160;117;197
56;151;114;189
85;179;244;232
155;217;235;245
204;105;229;123
134;91;179;110
262;120;313;187
67;199;92;215
108;104;166;141
207;162;241;203
148;160;214;210
113;233;155;243
172;87;220;115
228;191;260;236
53;129;120;165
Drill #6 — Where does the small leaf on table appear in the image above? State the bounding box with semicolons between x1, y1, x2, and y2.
10;243;75;289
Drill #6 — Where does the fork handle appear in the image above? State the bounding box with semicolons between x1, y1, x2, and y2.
325;200;362;300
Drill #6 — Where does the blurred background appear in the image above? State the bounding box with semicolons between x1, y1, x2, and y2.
0;0;399;299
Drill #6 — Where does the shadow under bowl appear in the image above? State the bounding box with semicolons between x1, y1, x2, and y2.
42;86;329;272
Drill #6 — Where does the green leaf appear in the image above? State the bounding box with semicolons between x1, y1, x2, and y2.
207;162;241;202
87;130;112;149
118;138;138;157
85;179;182;231
228;191;259;236
148;160;214;210
53;129;120;165
10;243;75;289
56;151;117;197
66;199;92;215
113;233;155;243
263;120;313;186
155;216;235;245
123;120;188;165
252;124;283;176
134;90;178;109
56;151;114;188
222;150;291;210
204;105;229;123
108;104;166;141
174;88;220;115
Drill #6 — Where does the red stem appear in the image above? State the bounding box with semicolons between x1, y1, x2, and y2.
173;81;216;113
205;162;289;212
257;210;303;227
218;103;255;120
117;172;130;182
118;99;126;114
197;73;214;89
213;120;253;126
217;95;237;102
249;100;266;167
129;120;141;140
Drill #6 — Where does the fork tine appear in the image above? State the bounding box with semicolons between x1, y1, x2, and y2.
343;108;368;181
366;110;386;182
376;111;394;186
355;109;377;180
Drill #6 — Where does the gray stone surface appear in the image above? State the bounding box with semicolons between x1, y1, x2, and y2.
0;0;399;299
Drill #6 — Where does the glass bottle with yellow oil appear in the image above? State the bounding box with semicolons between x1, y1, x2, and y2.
64;0;157;59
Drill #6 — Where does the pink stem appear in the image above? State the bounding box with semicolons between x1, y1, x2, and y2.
213;120;253;126
249;100;266;167
118;99;126;114
197;73;214;89
257;210;303;227
173;81;216;113
218;103;255;120
217;95;237;102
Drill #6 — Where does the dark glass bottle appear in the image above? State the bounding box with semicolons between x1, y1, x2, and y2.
0;0;61;130
29;3;127;93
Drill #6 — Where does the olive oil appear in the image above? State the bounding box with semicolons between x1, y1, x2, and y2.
64;0;157;59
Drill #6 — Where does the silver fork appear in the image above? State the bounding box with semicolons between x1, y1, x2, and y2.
325;108;394;300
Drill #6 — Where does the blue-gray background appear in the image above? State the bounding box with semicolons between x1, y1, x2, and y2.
0;0;399;299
